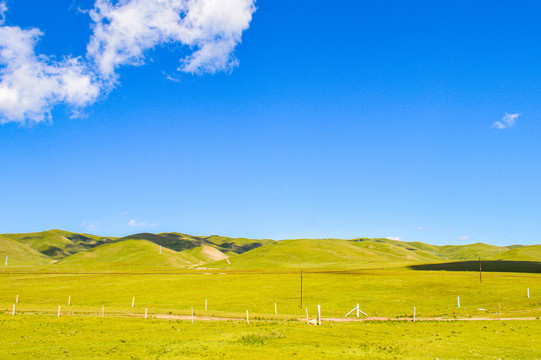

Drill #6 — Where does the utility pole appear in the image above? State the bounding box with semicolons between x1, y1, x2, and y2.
479;257;482;283
299;270;303;308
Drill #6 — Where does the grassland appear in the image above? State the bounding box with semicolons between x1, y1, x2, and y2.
1;316;540;359
1;269;539;320
1;230;540;358
0;268;540;359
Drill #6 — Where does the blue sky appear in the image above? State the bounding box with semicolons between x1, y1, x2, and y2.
0;0;540;245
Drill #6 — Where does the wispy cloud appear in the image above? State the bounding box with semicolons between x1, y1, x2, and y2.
81;221;98;232
416;225;430;231
458;235;471;241
387;236;402;241
492;113;520;130
0;2;7;24
128;219;160;228
128;219;145;227
0;0;256;124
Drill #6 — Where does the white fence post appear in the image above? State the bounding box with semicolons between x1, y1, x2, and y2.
274;303;277;315
191;307;194;323
15;294;18;304
132;297;135;308
145;308;148;320
457;296;460;308
57;305;61;317
317;305;321;326
413;307;416;322
527;288;530;298
12;304;15;316
68;296;71;306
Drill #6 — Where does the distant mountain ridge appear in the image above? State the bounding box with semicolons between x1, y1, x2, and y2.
0;230;539;270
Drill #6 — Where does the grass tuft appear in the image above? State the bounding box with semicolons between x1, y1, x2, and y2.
239;331;285;345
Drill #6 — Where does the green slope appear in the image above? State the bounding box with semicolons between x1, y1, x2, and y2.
117;233;202;252
57;240;198;268
437;243;508;260
207;238;441;270
122;232;275;255
0;235;51;265
182;245;229;265
2;229;539;271
494;245;541;261
351;239;441;262
1;230;114;259
204;235;276;253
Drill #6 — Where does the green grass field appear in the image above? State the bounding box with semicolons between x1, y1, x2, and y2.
1;316;540;359
1;230;540;358
1;269;539;319
0;268;540;358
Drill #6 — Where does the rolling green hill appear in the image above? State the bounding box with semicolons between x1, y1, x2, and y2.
1;230;115;259
437;243;506;260
0;235;51;265
494;244;541;261
207;238;444;270
57;240;199;268
1;229;540;271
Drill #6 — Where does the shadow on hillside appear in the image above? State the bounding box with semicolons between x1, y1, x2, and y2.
409;261;541;274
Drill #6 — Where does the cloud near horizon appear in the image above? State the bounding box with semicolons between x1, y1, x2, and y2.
0;0;256;124
128;219;160;228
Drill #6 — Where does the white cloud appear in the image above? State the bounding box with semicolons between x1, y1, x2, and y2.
129;219;145;227
0;2;7;25
0;24;100;123
0;0;255;124
128;219;160;227
387;236;402;241
416;226;429;231
458;235;471;241
492;113;520;130
87;0;256;81
81;221;97;231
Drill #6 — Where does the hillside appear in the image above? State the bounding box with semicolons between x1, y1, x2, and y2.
57;240;199;268
494;245;541;261
1;229;540;271
1;230;115;259
0;235;51;265
207;238;443;270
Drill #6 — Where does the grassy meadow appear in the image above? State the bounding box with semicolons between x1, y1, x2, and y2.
1;315;540;359
1;230;540;358
0;269;539;320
